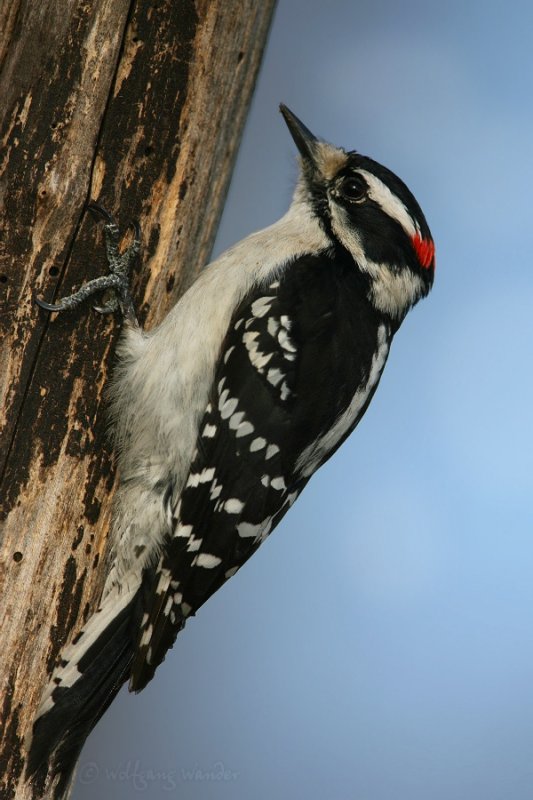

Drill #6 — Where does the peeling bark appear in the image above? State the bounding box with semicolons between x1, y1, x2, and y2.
0;1;276;797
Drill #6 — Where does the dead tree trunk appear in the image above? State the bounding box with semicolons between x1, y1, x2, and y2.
0;1;276;797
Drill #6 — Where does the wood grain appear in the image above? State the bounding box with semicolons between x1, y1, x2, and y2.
0;1;276;796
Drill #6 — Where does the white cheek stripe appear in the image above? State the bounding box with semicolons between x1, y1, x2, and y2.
328;205;424;318
357;170;419;239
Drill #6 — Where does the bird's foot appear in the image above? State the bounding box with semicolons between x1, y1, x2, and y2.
35;202;140;325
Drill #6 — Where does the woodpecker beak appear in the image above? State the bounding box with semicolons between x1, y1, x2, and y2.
279;104;319;165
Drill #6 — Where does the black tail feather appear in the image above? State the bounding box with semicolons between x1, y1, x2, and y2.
26;590;140;799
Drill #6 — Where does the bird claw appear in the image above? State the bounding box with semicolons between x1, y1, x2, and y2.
34;293;65;313
86;201;115;225
35;201;140;323
93;296;120;315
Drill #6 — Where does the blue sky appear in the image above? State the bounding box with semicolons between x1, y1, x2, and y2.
76;1;533;798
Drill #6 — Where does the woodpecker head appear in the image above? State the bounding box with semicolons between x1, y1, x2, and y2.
280;104;435;320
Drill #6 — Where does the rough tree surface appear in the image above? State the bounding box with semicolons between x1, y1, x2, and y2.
0;1;276;797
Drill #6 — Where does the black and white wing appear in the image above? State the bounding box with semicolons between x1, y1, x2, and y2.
130;253;389;690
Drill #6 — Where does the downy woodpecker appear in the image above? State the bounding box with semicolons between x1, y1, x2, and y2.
27;105;435;796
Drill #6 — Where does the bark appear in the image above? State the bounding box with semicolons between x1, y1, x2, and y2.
0;1;276;797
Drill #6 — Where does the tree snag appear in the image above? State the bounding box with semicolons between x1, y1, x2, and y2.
0;1;276;797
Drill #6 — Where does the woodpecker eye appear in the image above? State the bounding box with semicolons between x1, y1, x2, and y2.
339;174;368;203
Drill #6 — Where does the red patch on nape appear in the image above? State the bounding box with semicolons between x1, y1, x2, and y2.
411;234;435;269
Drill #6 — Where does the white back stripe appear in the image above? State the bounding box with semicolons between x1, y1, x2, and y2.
296;325;389;477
